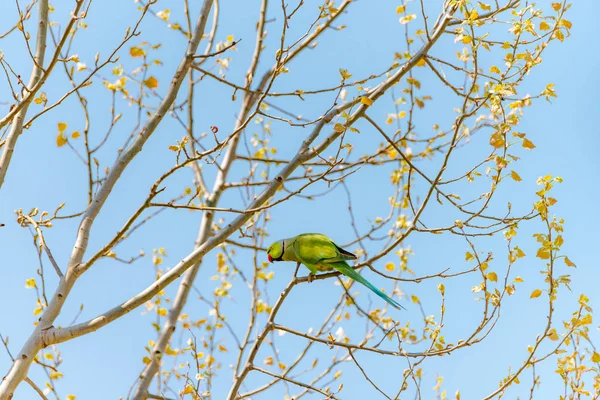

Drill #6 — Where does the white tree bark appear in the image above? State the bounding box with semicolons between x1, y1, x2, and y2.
0;0;85;189
0;2;214;398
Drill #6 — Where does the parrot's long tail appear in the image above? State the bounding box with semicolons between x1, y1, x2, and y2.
330;262;405;310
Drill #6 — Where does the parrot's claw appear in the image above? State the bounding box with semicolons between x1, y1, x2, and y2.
307;273;316;283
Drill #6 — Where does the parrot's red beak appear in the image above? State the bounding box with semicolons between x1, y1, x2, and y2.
268;254;273;263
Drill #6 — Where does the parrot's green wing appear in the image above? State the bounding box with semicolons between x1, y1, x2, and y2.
292;233;356;265
292;233;403;310
328;261;404;310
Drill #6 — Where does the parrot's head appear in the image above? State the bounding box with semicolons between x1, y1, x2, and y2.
267;240;284;263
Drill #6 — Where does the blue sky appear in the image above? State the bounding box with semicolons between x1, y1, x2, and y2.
0;1;598;399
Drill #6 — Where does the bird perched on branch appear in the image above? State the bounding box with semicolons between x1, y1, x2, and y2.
267;233;404;310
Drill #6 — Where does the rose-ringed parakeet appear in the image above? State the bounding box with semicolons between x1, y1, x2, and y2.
267;233;403;310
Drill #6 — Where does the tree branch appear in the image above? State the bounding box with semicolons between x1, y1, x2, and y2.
0;0;84;189
0;2;213;397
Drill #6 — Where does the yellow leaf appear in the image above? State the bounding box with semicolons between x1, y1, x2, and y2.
385;262;395;271
564;257;576;268
156;9;170;21
226;34;234;42
56;133;68;147
49;371;63;380
57;122;67;132
278;362;286;370
25;278;36;289
522;138;536;150
514;276;523;283
539;21;550;31
406;77;421;89
130;46;146;57
396;5;405;14
71;131;80;139
168;145;180;152
495;156;507;169
339;68;352;79
144;76;159;89
486;272;498;282
490;65;501;74
34;92;48;105
182;385;194;395
580;314;592;325
554;29;564;42
530;289;542;299
547;329;559;341
218;344;228;352
334;370;342;379
592;352;600;363
465;251;474;261
511;170;522;182
157;308;167;316
536;248;551;260
478;2;491;11
489;132;505;148
264;356;273;365
416;58;426;67
560;19;572;29
437;283;445;295
399;14;416;24
360;96;373;106
333;123;346;133
555;235;564;247
461;35;472;44
66;395;76;400
165;344;178;356
551;3;561;11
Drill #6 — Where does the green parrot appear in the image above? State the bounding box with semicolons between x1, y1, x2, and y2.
267;233;404;310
